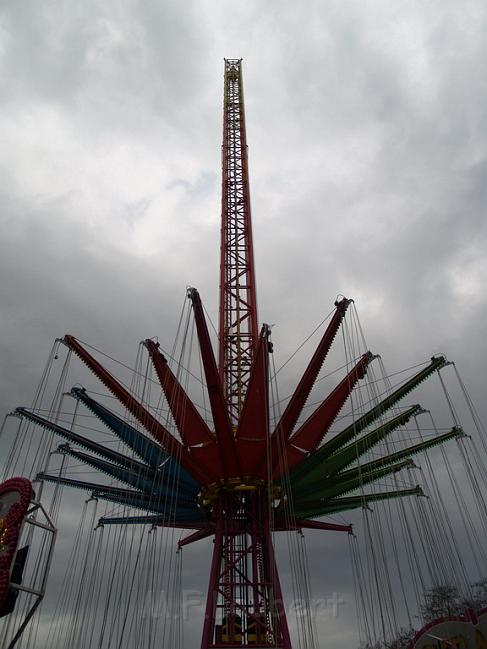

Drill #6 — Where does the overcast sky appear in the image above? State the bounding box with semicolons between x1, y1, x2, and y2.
1;1;487;648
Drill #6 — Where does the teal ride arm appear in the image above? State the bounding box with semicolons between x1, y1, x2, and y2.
37;472;200;517
56;445;198;498
70;387;199;489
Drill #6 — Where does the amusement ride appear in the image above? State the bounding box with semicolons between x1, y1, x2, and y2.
1;59;487;649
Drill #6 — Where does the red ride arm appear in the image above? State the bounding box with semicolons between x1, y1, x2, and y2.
273;352;374;477
251;300;350;481
235;325;270;476
63;335;211;485
188;289;241;479
144;339;216;448
288;351;373;454
275;298;351;441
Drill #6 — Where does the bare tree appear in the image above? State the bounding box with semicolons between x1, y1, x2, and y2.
462;578;487;611
421;584;463;622
359;579;487;649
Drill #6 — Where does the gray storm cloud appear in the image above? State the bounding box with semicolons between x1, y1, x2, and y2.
1;2;486;648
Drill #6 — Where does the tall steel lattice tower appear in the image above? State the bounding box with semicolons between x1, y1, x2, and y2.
205;58;291;649
219;59;259;425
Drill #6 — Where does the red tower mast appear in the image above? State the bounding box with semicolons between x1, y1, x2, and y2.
219;58;259;425
200;58;292;649
193;57;350;649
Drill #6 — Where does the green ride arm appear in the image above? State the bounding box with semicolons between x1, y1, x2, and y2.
290;355;447;482
293;486;423;519
293;405;422;487
291;458;414;504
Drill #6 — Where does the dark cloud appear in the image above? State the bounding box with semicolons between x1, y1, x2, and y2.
1;2;486;648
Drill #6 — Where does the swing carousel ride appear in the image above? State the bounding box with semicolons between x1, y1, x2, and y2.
1;59;487;649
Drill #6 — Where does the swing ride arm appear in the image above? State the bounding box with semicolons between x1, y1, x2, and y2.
143;338;216;449
144;338;222;478
269;351;375;479
291;458;416;507
251;299;351;479
187;288;241;478
319;355;448;456
274;519;353;533
285;351;375;459
235;325;271;476
290;354;449;483
17;406;156;475
37;473;204;521
329;425;464;484
275;297;351;441
62;335;210;485
292;404;424;487
295;486;424;519
69;387;182;471
288;425;462;522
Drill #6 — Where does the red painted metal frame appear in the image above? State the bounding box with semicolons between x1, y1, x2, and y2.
407;607;487;649
178;527;214;548
252;350;373;481
236;325;270;477
201;490;292;649
143;338;222;478
281;351;374;472
275;519;353;534
0;477;32;612
251;298;351;480
276;298;351;442
189;288;241;479
219;58;259;426
144;338;216;449
63;335;211;485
